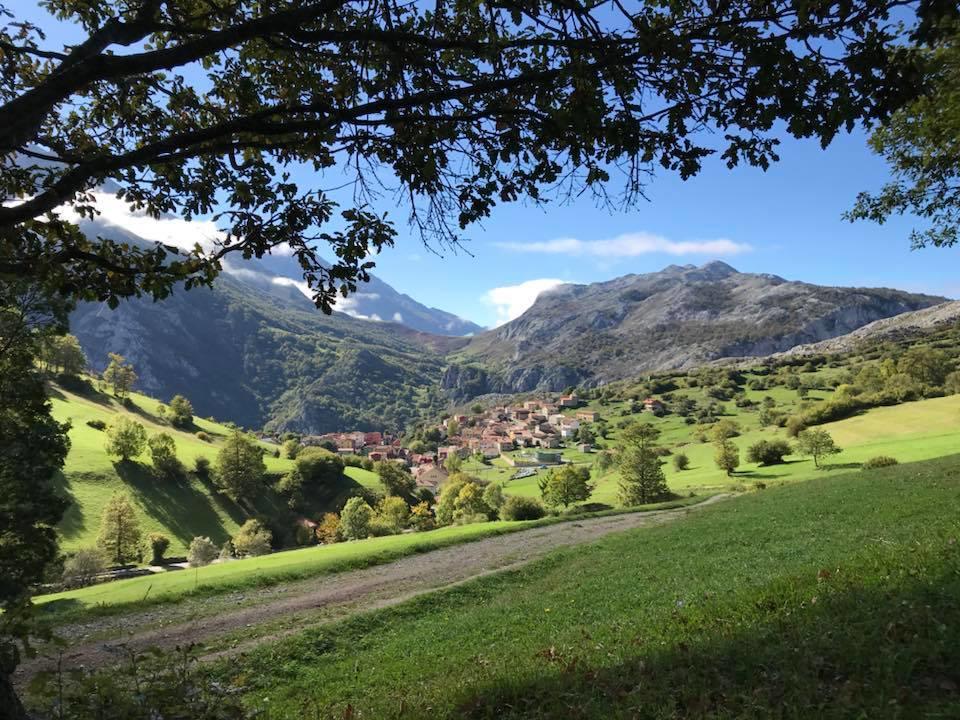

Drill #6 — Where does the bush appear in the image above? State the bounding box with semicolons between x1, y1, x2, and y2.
62;548;105;589
86;419;107;431
672;452;689;471
366;518;398;537
500;495;546;521
340;497;374;539
862;455;898;470
194;455;211;477
196;431;212;442
148;533;170;565
746;439;792;466
341;453;363;467
187;536;218;567
316;512;342;544
232;519;273;557
785;415;807;438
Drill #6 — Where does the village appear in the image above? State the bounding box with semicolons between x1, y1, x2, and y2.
297;393;667;492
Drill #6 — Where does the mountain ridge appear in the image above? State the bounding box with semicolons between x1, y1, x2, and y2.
443;262;945;399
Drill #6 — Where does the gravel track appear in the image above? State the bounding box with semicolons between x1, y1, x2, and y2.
18;495;727;684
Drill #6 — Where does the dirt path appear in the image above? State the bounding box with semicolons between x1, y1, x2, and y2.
17;496;726;683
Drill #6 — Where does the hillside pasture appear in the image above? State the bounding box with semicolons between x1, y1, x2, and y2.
50;381;385;555
221;454;960;719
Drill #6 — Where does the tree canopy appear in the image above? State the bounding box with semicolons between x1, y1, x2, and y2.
848;28;960;248
1;0;943;311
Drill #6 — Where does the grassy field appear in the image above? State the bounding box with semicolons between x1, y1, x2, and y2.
222;454;960;719
35;496;707;619
50;380;386;555
496;388;960;504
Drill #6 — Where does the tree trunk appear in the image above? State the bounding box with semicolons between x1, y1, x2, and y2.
1;670;30;720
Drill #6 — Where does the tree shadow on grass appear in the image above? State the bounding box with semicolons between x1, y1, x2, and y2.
52;470;85;540
452;567;960;720
114;461;233;546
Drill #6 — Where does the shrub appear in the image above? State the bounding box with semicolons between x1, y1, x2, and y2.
195;431;211;442
187;536;218;567
672;452;689;471
500;495;546;521
409;501;435;532
294;523;316;546
219;541;235;561
232;519;273;557
341;453;365;467
746;439;792;466
366;518;398;537
340;497;374;539
754;481;767;490
194;455;211;477
168;394;194;428
86;419;107;431
316;512;342;544
862;455;898;470
785;415;806;438
148;533;170;565
62;548;105;589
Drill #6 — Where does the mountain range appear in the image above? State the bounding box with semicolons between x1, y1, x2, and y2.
67;216;950;433
443;262;945;399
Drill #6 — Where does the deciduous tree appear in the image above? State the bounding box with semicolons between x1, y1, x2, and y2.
340;497;374;540
105;418;147;461
539;465;593;508
848;32;960;249
215;430;266;502
148;432;183;480
102;353;137;397
376;461;415;498
714;440;740;476
0;282;71;718
167;394;194;429
796;429;842;469
96;493;143;565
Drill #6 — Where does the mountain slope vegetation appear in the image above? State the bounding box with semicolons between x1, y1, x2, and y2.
50;379;383;555
71;271;455;434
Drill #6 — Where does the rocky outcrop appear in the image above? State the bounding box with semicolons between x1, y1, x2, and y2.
458;262;945;395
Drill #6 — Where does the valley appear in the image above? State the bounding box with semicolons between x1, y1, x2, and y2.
7;5;960;718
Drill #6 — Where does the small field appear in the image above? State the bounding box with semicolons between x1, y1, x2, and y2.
221;454;960;719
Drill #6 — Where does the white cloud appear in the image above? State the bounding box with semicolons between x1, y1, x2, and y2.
482;278;567;325
59;191;225;252
337;293;384;322
271;275;312;300
392;312;404;323
495;232;751;258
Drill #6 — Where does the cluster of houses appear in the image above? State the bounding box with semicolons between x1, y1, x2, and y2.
297;393;666;493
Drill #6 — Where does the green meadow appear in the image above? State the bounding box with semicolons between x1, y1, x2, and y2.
35;496;704;617
225;454;960;719
496;384;960;504
50;381;384;555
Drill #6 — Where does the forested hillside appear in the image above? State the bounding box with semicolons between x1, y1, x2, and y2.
71;273;455;434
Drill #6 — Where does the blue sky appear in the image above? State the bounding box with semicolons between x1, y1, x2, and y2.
23;4;959;330
367;129;959;327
